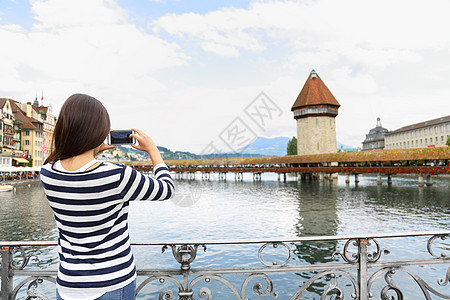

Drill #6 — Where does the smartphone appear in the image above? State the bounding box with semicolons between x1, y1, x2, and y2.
106;130;136;145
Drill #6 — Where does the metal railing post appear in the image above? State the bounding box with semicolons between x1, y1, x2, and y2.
358;239;368;299
1;246;12;300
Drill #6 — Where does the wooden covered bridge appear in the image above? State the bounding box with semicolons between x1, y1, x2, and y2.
126;147;450;186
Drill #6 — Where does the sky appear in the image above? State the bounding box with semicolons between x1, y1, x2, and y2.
1;0;450;154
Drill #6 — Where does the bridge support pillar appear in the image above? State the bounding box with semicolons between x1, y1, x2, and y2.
253;173;261;181
219;172;226;181
377;174;382;185
277;173;280;181
345;174;350;184
387;175;392;185
202;172;210;181
426;174;433;187
319;172;324;182
235;172;243;181
283;173;286;182
355;174;360;184
418;174;424;187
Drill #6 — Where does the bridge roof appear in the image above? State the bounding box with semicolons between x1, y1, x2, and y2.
291;70;340;111
126;147;450;167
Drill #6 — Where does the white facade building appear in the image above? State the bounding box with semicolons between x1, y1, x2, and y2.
385;115;450;149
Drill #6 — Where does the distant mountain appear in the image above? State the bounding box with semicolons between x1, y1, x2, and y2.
237;136;290;156
118;137;356;160
337;141;356;151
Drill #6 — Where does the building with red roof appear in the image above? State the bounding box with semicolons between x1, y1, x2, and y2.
10;100;45;167
291;70;340;155
385;115;450;149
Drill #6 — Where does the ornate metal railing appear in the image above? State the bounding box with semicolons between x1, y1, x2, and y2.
1;231;449;299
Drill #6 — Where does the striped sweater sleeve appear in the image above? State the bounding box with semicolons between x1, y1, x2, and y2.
119;163;175;201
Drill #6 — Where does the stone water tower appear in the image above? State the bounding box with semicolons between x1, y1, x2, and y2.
291;70;340;155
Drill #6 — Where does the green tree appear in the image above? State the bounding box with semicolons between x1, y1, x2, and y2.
287;136;297;155
446;137;450;146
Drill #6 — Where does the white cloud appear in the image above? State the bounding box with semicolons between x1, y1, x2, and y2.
151;0;450;149
153;0;450;68
0;0;188;106
1;0;450;153
201;42;240;57
329;67;378;95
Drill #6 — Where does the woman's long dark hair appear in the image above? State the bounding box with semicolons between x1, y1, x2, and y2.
44;94;110;164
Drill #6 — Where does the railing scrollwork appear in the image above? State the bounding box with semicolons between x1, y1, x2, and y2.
368;266;450;300
2;231;450;299
427;234;450;258
332;238;390;264
10;246;38;270
259;242;292;267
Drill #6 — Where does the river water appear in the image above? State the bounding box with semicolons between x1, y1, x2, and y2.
1;173;449;299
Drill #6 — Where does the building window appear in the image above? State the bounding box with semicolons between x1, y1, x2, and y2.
441;125;444;133
435;126;438;134
24;130;30;136
415;140;418;147
435;137;438;144
425;138;427;144
441;136;444;142
420;139;422;146
24;140;30;146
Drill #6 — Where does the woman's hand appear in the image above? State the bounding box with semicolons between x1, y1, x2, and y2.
130;128;163;165
96;143;116;155
130;128;158;152
95;129;116;155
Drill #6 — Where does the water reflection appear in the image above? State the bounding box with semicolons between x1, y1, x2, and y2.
0;181;56;241
290;180;340;296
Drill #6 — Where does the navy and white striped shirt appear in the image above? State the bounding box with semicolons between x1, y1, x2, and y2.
40;161;174;295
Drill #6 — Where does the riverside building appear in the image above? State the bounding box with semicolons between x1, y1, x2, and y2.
0;99;17;154
384;115;450;149
11;100;45;167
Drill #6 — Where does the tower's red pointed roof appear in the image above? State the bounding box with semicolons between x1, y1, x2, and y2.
291;70;340;111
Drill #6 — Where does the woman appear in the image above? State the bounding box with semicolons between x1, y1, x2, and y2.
40;94;175;299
